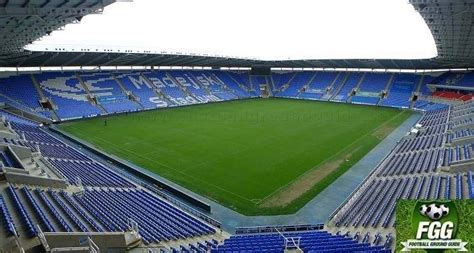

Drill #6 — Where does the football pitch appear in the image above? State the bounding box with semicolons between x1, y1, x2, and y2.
59;98;412;215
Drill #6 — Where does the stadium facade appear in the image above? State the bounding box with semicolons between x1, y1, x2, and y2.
0;0;473;252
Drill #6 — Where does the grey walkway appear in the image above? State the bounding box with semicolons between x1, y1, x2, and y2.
53;112;422;232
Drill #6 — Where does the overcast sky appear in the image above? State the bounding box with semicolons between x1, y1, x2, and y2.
26;0;437;61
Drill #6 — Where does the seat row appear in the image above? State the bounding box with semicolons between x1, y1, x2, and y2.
334;172;473;229
213;230;389;253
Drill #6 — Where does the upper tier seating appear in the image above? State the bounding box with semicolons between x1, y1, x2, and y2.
432;72;474;87
432;91;474;101
414;100;450;111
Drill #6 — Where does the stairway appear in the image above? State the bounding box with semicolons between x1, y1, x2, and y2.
296;72;318;97
247;73;254;92
30;74;60;121
354;72;367;91
165;72;199;100
265;76;274;97
415;74;425;93
326;72;342;94
210;73;239;98
330;72;350;101
75;73;107;114
139;73;173;105
277;73;297;95
269;74;277;93
111;74;144;109
347;73;366;103
410;74;426;109
30;74;47;100
186;72;212;96
378;73;396;106
226;72;252;94
190;73;214;95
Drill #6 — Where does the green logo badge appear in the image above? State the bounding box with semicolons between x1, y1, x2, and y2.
400;200;468;251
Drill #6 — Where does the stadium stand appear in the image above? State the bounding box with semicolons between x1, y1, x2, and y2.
380;73;420;108
214;229;390;252
271;72;295;94
0;195;16;236
1;0;473;250
193;71;239;100
35;72;102;120
115;72;162;109
227;72;254;94
277;72;314;98
328;99;474;245
331;72;364;102
430;71;474;88
298;72;339;100
349;72;391;105
1;70;472;122
0;69;472;251
0;74;51;118
432;91;474;101
0;106;389;252
212;71;256;98
80;72;141;113
0;75;41;111
0;110;224;250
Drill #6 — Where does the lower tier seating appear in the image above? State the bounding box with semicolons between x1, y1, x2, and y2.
213;230;390;253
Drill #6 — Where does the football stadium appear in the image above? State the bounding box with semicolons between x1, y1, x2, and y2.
0;0;473;252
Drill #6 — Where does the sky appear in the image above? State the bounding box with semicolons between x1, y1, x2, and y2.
26;0;438;61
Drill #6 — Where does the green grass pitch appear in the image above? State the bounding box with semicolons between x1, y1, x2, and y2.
59;98;412;215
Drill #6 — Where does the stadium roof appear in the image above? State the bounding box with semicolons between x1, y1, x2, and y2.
0;0;473;70
0;0;116;61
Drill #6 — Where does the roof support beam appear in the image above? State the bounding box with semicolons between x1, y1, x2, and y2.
81;53;109;66
16;51;44;67
102;53;129;66
62;53;85;66
136;54;168;66
41;52;60;66
0;7;102;16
